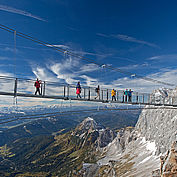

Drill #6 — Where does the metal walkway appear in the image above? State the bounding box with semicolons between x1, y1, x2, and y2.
0;76;176;106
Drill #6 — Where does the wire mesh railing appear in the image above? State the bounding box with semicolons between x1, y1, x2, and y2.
0;76;176;106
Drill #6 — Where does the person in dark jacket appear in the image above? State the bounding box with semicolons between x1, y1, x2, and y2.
76;82;81;98
34;78;41;95
95;85;100;99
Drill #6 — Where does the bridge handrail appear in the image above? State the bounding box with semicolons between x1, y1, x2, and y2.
0;75;151;95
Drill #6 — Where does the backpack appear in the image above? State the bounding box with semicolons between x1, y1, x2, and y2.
95;88;98;93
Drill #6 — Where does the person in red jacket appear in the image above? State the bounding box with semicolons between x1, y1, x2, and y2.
34;78;41;95
76;82;81;98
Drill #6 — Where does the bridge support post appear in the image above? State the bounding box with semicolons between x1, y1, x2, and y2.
107;89;108;101
43;81;45;96
84;88;86;99
14;78;17;97
101;90;103;100
88;88;90;100
41;83;43;96
148;94;150;104
143;94;144;103
64;86;66;97
67;85;69;98
136;93;138;103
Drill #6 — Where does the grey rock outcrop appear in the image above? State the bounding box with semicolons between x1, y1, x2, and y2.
96;94;177;176
136;106;177;155
74;117;116;149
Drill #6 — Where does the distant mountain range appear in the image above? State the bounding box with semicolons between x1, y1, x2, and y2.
0;117;117;176
0;107;140;146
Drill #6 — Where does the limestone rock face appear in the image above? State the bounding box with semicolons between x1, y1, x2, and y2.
97;128;117;148
74;117;116;149
161;141;177;177
136;106;177;155
95;103;177;176
78;88;177;177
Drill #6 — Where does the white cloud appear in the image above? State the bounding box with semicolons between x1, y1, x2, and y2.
112;68;177;92
115;34;159;49
97;33;160;49
77;63;100;73
0;4;46;22
48;56;79;84
0;56;12;60
32;67;58;82
147;54;177;61
48;56;101;85
0;71;13;77
1;47;16;52
46;44;70;50
117;63;149;70
80;75;98;86
96;33;110;38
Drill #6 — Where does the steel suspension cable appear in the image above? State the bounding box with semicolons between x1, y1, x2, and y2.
0;24;174;87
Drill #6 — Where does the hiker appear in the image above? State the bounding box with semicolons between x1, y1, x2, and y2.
95;85;100;99
128;89;133;102
124;89;128;102
111;89;116;101
34;78;41;95
76;82;81;98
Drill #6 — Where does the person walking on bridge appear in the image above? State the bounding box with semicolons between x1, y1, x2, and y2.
76;82;81;98
128;89;133;102
34;78;41;95
111;89;116;101
124;89;128;102
95;85;100;99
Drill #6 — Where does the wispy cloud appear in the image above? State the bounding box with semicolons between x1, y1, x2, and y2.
0;56;12;60
0;46;19;53
47;43;112;59
80;75;98;86
114;34;160;49
32;67;58;82
118;62;149;70
111;68;177;92
77;63;100;73
0;4;46;22
97;33;160;49
46;44;70;50
147;54;177;61
32;54;101;85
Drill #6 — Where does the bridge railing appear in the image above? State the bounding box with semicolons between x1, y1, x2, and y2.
0;76;176;105
0;76;15;94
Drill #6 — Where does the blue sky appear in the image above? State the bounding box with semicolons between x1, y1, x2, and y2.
0;0;177;93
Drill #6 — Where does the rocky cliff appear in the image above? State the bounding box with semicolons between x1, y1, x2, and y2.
136;105;177;155
92;88;177;177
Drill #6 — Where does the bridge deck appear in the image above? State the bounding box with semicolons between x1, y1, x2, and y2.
0;91;176;107
0;76;176;107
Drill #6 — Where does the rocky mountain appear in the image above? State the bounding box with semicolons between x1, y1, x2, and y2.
150;87;177;104
0;108;139;147
1;88;176;176
0;117;116;176
91;105;177;176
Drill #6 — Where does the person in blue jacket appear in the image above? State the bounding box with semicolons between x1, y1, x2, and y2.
124;89;128;102
128;89;133;102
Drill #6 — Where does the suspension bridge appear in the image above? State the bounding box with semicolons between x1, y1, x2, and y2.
0;75;176;107
0;24;176;108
